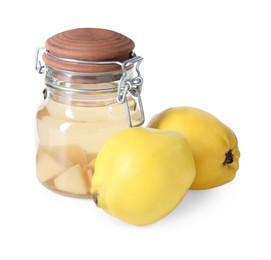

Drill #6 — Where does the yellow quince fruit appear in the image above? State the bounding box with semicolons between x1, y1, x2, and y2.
91;127;195;226
147;107;240;189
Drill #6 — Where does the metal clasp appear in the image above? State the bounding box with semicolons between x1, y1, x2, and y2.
117;56;145;127
35;46;46;74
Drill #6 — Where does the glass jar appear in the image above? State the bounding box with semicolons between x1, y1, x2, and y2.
35;28;144;198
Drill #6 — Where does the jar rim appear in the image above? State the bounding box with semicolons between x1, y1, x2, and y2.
43;50;135;73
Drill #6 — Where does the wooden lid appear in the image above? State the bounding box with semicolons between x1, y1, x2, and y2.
43;28;135;72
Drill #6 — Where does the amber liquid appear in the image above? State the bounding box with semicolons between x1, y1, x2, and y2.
36;97;140;198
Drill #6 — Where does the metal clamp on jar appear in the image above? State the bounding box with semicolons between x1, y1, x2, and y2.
35;28;144;198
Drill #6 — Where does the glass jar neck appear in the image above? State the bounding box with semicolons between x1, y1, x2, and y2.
44;65;134;106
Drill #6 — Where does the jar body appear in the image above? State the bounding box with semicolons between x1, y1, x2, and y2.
36;69;142;197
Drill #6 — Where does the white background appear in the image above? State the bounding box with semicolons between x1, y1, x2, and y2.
1;0;271;259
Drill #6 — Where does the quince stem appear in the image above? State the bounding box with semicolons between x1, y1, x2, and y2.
92;193;98;206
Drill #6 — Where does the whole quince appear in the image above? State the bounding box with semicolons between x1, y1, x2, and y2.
147;107;240;189
91;127;195;225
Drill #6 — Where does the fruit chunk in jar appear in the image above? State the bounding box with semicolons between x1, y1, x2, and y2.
54;164;89;195
36;145;95;197
37;151;72;182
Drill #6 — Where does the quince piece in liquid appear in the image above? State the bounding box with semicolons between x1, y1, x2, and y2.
54;164;88;195
48;144;88;168
37;151;71;182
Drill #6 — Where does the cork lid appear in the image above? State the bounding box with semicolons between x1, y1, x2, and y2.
43;28;135;73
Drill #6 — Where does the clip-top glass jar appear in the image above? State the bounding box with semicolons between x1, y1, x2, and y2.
35;28;144;198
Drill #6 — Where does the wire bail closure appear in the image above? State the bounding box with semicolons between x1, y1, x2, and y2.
35;47;46;74
35;47;145;127
116;55;144;127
